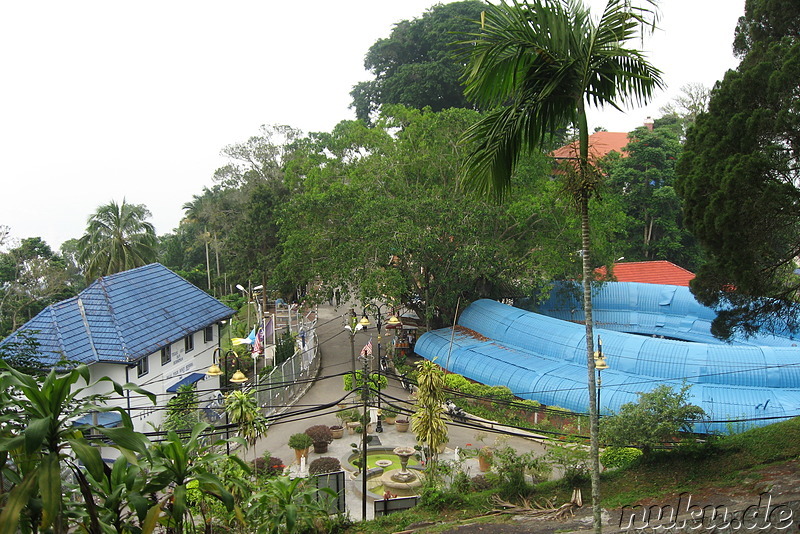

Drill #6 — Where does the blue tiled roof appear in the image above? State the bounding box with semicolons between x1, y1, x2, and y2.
0;264;235;367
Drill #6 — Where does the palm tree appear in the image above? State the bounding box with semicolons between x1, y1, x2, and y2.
225;389;267;463
459;1;663;531
77;199;157;281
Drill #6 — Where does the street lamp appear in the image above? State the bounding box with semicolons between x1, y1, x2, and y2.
359;304;401;433
206;348;249;453
593;336;609;415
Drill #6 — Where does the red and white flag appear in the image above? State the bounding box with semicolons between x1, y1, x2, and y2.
360;339;373;357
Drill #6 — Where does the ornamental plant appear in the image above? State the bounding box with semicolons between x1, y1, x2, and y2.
304;424;333;445
288;432;313;451
309;457;342;475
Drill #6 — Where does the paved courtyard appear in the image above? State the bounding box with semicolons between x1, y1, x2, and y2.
249;301;550;521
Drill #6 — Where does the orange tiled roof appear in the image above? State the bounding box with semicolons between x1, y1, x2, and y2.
551;131;630;162
595;261;695;287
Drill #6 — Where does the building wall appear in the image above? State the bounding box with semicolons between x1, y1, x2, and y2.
80;324;222;434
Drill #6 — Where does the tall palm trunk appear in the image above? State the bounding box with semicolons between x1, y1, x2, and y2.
578;104;601;534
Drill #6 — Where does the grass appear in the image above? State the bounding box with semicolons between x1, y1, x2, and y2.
344;417;800;533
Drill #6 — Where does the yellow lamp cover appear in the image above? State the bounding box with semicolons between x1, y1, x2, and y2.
230;369;248;383
206;364;224;376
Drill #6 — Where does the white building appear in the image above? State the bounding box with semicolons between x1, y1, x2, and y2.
0;263;235;434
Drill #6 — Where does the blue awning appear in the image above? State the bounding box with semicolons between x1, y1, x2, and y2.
73;411;123;428
167;372;205;393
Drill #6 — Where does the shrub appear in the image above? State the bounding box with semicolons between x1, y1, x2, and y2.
288;432;313;450
309;457;342;475
305;424;333;445
253;455;286;477
471;474;495;491
600;446;642;469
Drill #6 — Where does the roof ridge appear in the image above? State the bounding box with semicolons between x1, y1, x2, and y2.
96;276;132;362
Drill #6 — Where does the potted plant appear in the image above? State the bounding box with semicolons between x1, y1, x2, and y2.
288;432;313;462
335;408;352;427
330;424;344;439
478;446;493;472
382;405;399;425
395;418;410;432
305;425;333;453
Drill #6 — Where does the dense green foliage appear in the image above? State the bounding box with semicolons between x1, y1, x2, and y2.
163;383;201;433
605;121;703;270
412;360;449;462
600;383;705;456
350;1;484;123
676;0;800;338
0;237;81;339
279;106;558;329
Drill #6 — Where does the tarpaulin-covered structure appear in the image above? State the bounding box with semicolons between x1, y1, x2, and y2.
415;282;800;433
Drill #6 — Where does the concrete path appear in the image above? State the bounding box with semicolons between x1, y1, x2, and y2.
248;301;550;522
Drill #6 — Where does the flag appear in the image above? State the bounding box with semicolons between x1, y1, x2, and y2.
252;326;264;355
263;315;274;344
360;339;373;357
231;327;256;346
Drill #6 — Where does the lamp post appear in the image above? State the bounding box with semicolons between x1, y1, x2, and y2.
593;336;609;416
359;304;401;433
344;309;365;391
206;347;249;454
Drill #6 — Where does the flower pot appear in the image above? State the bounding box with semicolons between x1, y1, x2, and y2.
331;427;344;439
384;415;396;425
294;448;309;463
346;421;360;435
395;420;409;432
478;455;492;472
313;442;328;454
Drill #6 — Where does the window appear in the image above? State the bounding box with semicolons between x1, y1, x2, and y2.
137;355;149;377
185;333;194;353
161;345;172;366
204;325;214;343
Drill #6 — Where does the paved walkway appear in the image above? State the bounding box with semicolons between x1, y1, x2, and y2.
248;301;550;522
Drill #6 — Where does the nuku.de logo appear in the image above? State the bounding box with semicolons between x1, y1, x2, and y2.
618;492;794;531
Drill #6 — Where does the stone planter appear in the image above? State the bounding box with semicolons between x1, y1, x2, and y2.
395;420;410;432
384;415;397;425
347;421;360;435
330;426;344;439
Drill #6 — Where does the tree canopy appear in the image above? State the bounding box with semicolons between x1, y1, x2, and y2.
350;0;485;123
605;121;702;270
278;105;563;329
76;199;158;282
675;0;800;338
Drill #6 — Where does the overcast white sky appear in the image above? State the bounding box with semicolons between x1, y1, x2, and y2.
0;0;744;252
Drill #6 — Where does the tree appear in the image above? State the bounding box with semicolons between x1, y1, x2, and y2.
605;122;702;270
459;1;662;530
658;83;710;138
76;199;157;282
350;1;485;123
675;0;800;338
279;106;556;330
600;383;705;456
411;360;448;464
0;237;78;338
225;389;267;462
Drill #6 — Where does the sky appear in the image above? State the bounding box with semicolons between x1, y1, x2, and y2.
0;0;745;252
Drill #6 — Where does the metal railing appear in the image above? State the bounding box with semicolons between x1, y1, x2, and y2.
256;311;319;417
